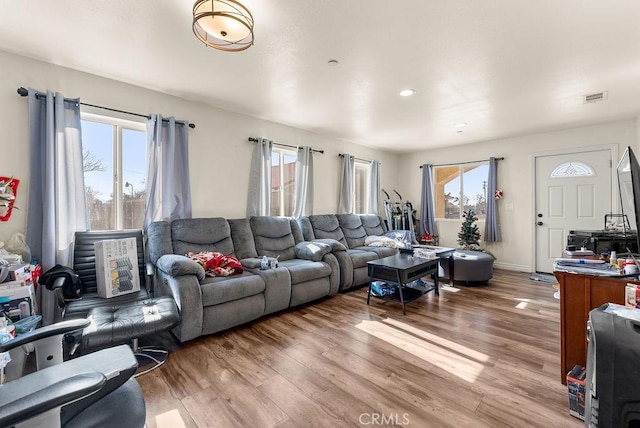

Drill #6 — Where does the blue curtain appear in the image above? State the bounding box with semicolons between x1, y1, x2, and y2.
484;157;501;242
338;154;354;214
293;146;313;218
26;89;88;325
420;164;438;236
247;138;273;216
144;115;192;230
368;160;381;215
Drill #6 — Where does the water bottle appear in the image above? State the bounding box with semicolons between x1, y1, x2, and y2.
261;256;269;270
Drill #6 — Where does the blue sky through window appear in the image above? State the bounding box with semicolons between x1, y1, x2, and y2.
81;120;146;201
464;164;490;202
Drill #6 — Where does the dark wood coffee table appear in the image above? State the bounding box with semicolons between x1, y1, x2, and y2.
367;253;440;315
401;245;456;284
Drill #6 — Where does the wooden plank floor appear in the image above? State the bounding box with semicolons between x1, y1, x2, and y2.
138;269;582;428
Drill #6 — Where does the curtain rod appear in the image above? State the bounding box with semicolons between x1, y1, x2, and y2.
248;137;324;154
17;87;196;129
419;157;504;168
338;153;381;165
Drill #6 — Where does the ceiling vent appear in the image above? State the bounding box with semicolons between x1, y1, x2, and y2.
583;91;608;104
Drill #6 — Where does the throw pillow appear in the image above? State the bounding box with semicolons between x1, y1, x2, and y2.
294;242;332;262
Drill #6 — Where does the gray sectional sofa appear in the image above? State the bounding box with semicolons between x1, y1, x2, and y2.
299;214;398;290
146;214;397;343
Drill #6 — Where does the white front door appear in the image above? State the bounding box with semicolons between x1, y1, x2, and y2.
535;149;613;273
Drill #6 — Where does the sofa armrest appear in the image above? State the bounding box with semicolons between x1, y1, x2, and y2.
294;242;332;262
156;255;205;281
154;270;203;343
241;257;280;269
0;345;137;427
0;319;89;353
241;258;263;269
0;373;106;427
311;238;347;252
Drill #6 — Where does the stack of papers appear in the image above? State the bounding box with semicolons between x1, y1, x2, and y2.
554;259;621;276
564;249;595;256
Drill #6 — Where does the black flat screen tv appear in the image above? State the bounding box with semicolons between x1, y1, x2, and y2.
616;147;640;253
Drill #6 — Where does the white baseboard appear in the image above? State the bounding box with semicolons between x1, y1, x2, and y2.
493;262;531;272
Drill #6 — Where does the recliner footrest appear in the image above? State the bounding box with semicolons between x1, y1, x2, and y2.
82;296;179;353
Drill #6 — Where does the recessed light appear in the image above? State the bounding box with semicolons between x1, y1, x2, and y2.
399;89;416;97
327;59;339;66
454;122;467;128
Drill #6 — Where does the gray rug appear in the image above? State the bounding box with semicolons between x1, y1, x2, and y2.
529;272;558;284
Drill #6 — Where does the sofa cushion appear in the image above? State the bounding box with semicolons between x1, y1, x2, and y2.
352;246;398;258
228;218;258;259
200;272;265;306
147;221;173;264
171;218;235;256
294;241;332;262
360;215;387;236
279;259;332;284
308;215;348;247
347;249;378;268
250;216;297;261
296;217;315;241
337;214;367;248
290;219;305;244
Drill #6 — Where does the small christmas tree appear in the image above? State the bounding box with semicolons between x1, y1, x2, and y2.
457;209;481;249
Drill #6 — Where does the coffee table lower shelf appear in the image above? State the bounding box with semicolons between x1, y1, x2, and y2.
369;282;436;304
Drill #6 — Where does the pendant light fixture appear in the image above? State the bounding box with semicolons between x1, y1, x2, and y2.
192;0;254;52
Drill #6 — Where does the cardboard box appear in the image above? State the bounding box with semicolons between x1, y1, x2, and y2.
0;284;36;322
567;365;586;420
6;263;31;284
94;238;140;298
625;283;640;308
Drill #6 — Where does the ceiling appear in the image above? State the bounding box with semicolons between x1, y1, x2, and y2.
2;1;640;153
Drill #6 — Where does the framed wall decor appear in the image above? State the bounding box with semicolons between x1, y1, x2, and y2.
0;177;19;222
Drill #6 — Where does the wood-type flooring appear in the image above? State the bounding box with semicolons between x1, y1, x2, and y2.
138;269;582;428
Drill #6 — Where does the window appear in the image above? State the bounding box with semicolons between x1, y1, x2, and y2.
270;147;297;216
354;160;371;214
434;163;489;220
550;161;595;178
81;114;147;230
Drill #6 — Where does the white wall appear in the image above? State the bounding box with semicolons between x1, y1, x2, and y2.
398;120;637;272
0;50;398;245
1;49;636;272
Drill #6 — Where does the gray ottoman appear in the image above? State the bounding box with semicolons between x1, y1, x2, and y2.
442;250;493;285
82;296;180;374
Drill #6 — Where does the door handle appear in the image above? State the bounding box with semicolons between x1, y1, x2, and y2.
537;221;543;226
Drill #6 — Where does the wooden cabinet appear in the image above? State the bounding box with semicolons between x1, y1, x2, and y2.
554;271;634;384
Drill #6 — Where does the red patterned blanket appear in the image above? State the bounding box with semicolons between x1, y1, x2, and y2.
186;251;244;277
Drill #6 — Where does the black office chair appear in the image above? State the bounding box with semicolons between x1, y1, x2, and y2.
0;319;145;428
42;229;180;375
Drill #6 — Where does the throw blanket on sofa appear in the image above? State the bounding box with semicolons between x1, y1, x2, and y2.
364;235;405;249
186;251;243;277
